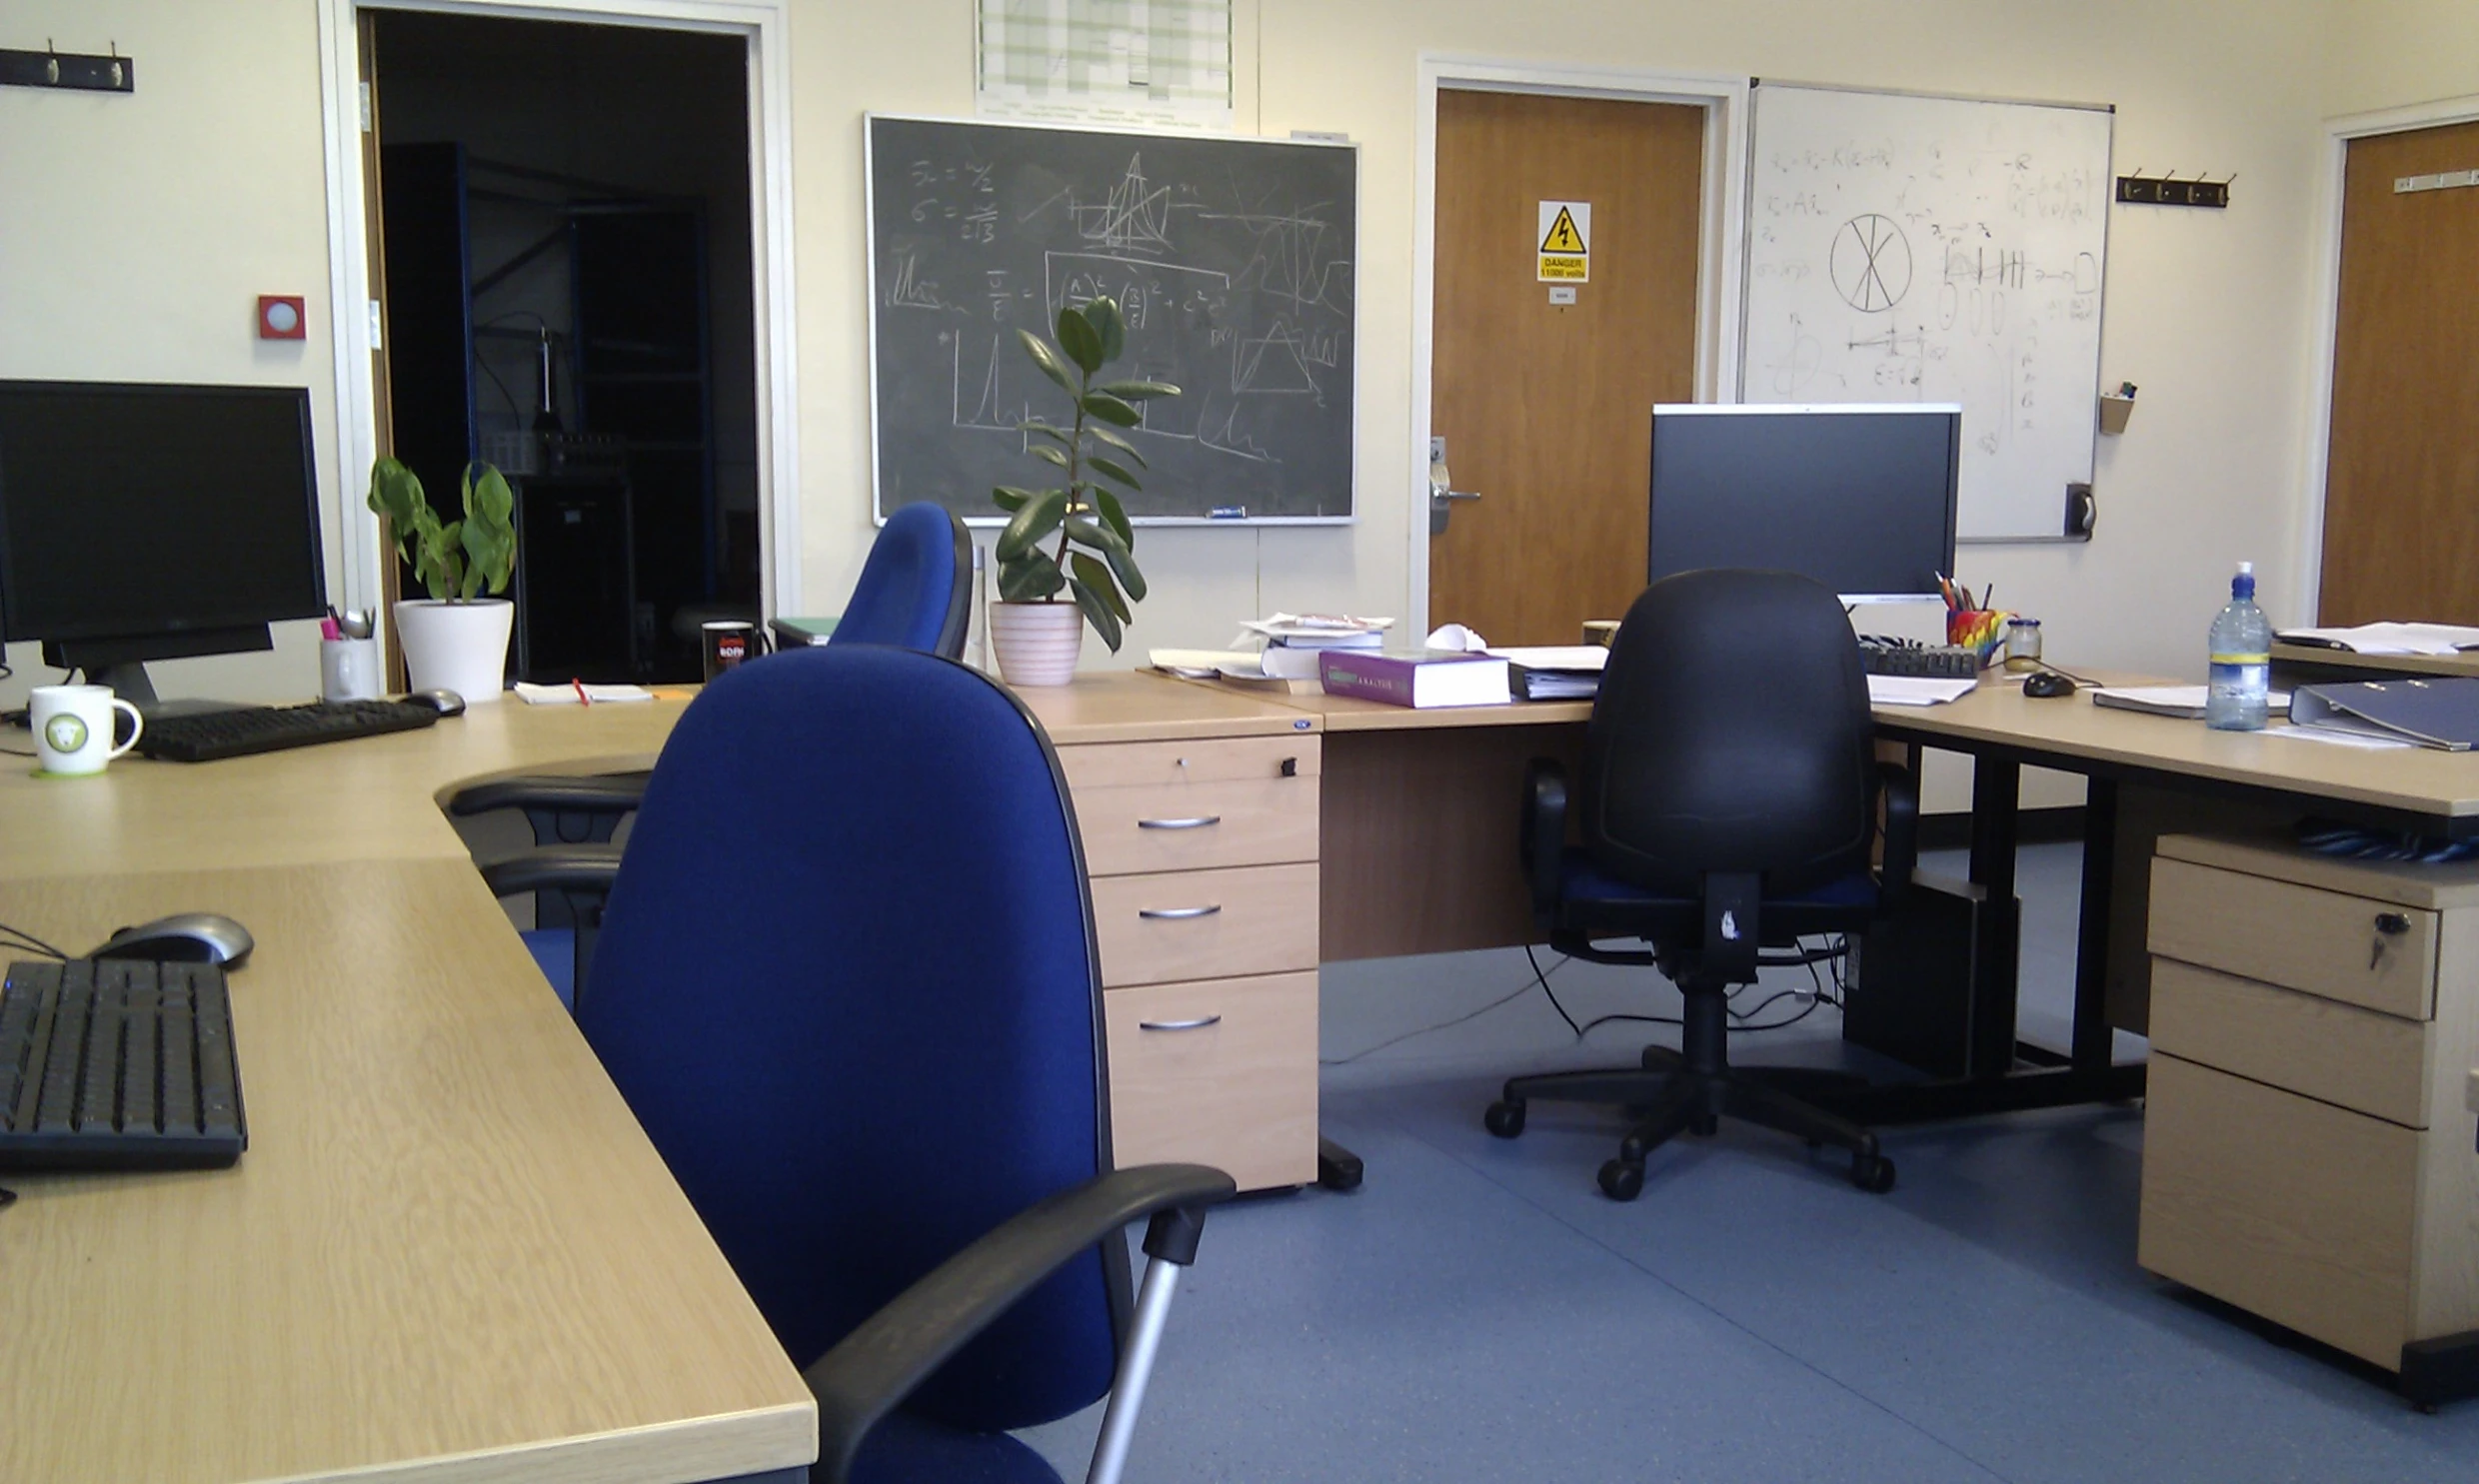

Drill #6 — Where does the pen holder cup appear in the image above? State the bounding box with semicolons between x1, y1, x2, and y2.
1946;610;2012;669
322;637;383;703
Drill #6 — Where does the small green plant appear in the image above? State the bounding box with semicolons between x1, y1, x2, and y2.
366;458;517;602
992;296;1178;652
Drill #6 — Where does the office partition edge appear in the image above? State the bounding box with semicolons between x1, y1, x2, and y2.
316;0;805;627
1407;57;1749;636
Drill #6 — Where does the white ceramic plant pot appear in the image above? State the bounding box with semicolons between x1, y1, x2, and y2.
394;599;514;704
989;600;1085;687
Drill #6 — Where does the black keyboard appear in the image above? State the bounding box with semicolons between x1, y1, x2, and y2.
138;699;440;762
0;959;247;1171
1857;636;1981;680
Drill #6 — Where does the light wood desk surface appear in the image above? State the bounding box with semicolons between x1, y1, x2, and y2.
0;698;820;1484
1877;674;2479;825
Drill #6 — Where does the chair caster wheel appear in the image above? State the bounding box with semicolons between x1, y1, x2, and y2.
1483;1100;1526;1138
1598;1159;1645;1201
1851;1154;1897;1193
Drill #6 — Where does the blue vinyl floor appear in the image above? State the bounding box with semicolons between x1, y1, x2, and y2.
1024;844;2479;1481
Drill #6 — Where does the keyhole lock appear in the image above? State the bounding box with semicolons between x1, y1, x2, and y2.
1280;756;1298;777
2371;911;2410;970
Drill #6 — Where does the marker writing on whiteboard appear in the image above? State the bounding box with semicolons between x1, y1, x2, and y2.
1209;506;1246;520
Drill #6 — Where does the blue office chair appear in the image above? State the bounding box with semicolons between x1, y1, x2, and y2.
1483;570;1917;1200
577;645;1233;1483
463;502;976;1006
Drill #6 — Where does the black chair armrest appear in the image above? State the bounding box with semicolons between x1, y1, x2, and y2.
803;1162;1237;1484
1874;759;1918;907
474;843;624;900
1522;759;1569;929
445;773;651;844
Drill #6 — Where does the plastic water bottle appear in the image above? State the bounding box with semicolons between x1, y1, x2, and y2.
2205;562;2271;731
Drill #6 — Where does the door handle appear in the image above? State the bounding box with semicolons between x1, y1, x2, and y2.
1138;904;1223;919
1138;1014;1223;1032
1138;815;1222;830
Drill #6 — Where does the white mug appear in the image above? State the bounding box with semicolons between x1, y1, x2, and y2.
30;685;143;776
321;636;382;702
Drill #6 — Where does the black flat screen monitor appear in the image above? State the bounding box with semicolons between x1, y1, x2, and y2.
1647;404;1960;603
0;381;325;703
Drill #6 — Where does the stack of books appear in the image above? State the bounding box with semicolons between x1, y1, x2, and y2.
1240;614;1392;680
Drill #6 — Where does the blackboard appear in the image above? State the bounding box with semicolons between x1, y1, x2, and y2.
866;115;1357;524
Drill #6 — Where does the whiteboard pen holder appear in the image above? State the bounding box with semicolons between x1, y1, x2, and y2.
2097;394;2135;436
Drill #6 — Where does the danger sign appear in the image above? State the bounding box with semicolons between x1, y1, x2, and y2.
1537;200;1590;283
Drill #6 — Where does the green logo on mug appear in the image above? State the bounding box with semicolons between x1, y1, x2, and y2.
44;714;88;753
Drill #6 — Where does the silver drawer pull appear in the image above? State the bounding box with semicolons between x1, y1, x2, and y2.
1138;904;1223;920
1138;815;1223;830
1139;1014;1223;1032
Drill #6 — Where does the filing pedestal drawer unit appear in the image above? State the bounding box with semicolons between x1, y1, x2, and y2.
1053;729;1323;1190
2139;832;2479;1401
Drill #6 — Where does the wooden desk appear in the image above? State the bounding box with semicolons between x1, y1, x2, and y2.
2272;641;2479;684
0;698;818;1484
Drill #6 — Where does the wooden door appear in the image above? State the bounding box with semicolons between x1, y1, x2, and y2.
2323;121;2479;626
1428;91;1704;646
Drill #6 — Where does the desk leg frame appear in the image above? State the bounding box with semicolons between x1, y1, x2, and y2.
1812;754;2146;1126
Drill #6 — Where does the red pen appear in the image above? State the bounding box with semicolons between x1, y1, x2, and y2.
572;678;591;706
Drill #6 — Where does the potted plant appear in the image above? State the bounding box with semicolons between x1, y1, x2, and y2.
367;457;518;703
988;295;1178;686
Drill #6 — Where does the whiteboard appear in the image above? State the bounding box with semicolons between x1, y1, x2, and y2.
1740;84;2112;540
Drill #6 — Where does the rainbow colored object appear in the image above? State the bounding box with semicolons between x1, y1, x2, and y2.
1946;609;2012;668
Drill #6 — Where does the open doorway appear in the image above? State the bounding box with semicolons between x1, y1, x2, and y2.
366;9;762;683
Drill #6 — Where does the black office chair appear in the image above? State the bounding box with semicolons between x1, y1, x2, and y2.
1484;569;1917;1200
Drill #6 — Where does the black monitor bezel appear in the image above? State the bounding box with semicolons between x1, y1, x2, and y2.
0;379;328;649
1647;402;1962;604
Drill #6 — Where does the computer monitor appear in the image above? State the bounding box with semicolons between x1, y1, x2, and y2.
0;381;327;712
1647;404;1960;604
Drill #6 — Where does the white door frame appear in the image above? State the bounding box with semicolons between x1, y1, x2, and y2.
314;0;802;621
2292;91;2479;625
1409;55;1749;633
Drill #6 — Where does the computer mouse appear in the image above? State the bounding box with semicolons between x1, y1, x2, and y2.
90;912;255;968
2023;671;2078;699
409;688;466;717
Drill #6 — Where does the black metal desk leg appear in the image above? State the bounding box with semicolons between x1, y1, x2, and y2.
2071;776;2119;1071
1965;757;2022;1076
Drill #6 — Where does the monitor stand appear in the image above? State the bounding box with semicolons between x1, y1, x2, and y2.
90;663;257;721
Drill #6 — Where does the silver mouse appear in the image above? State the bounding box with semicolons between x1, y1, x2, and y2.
91;912;255;967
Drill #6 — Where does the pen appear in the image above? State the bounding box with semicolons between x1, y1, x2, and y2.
572;678;591;707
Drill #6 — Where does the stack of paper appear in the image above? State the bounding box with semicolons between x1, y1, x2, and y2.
1865;676;1977;707
1240;614;1393;679
2276;622;2479;657
512;682;655;706
1487;645;1607;701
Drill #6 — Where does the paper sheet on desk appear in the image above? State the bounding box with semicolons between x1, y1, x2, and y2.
2278;622;2479;656
2265;723;2418;749
1866;676;1977;706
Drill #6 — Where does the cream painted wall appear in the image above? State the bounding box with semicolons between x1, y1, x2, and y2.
0;0;2412;758
0;0;342;710
2324;0;2479;115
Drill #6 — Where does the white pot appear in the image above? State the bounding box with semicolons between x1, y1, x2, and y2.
989;601;1085;687
394;599;514;704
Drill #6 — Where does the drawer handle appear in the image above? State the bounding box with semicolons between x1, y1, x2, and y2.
1138;904;1223;920
1138;815;1223;830
1139;1014;1223;1032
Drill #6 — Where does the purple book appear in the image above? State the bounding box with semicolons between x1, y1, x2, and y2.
1318;650;1511;708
